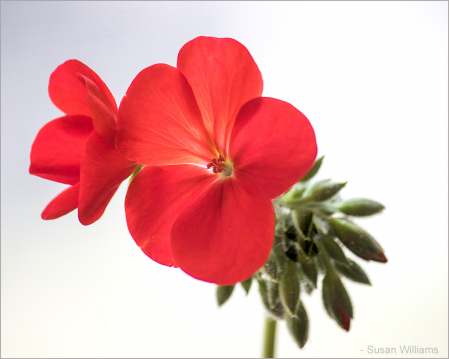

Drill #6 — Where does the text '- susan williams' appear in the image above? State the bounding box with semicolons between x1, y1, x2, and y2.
366;345;438;354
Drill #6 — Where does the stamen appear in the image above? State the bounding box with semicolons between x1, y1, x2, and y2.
208;155;227;174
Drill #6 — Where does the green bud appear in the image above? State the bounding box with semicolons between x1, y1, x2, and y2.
272;234;288;275
305;202;338;216
241;277;253;295
313;253;327;274
285;242;300;262
279;259;301;315
302;238;318;257
312;214;330;234
257;279;270;309
308;179;347;202
328;217;387;263
322;273;353;331
335;259;371;285
285;300;309;348
283;222;298;241
216;285;235;307
302;281;315;295
300;156;324;182
292;207;313;237
298;251;317;288
258;279;285;320
337;198;385;217
267;281;282;310
262;253;279;281
283;183;307;201
320;235;347;265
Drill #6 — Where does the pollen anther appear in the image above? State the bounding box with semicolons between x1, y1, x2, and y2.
207;155;227;174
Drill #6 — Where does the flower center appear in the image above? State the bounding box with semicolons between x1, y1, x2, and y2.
207;155;233;177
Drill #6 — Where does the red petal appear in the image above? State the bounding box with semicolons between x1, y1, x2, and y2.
177;36;263;155
117;64;215;166
49;60;117;117
30;115;94;185
125;165;215;267
41;183;80;220
229;97;317;200
171;178;275;285
76;74;117;148
78;131;138;225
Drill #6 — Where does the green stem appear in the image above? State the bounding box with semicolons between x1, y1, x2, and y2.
263;316;277;358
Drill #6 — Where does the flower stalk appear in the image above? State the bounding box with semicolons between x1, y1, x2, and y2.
263;316;277;358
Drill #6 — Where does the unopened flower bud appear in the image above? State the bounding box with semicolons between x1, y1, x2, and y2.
262;253;279;281
216;285;235;307
283;222;298;241
335;259;371;285
257;279;285;320
308;179;347;202
300;156;324;182
272;234;288;274
267;281;281;310
320;235;347;265
284;240;300;262
241;277;253;295
283;183;307;201
285;300;309;348
302;238;318;257
328;217;387;263
312;214;331;234
291;207;313;237
279;259;301;315
298;251;317;288
305;201;338;216
322;273;353;331
314;253;327;274
337;198;385;217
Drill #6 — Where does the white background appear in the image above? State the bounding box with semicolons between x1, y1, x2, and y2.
1;1;447;358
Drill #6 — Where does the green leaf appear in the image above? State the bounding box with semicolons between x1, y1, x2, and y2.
337;198;385;217
328;217;387;263
300;156;324;182
216;285;235;307
335;259;371;285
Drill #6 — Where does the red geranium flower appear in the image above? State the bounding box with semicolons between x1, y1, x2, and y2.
117;37;317;285
30;60;138;225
